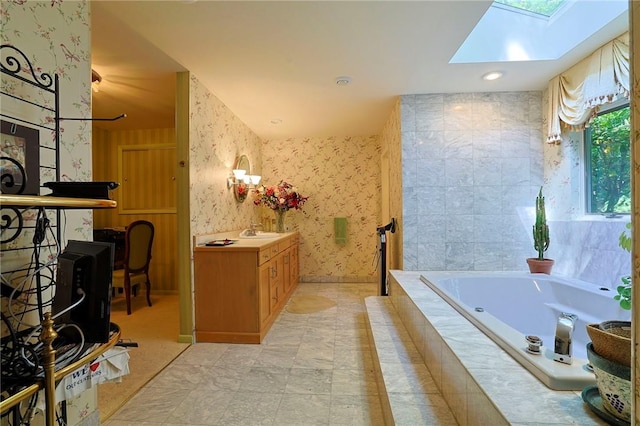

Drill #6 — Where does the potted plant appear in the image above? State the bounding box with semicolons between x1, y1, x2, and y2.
526;187;554;274
582;223;632;424
614;222;632;310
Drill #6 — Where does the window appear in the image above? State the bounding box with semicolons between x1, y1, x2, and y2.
584;103;630;215
494;0;566;17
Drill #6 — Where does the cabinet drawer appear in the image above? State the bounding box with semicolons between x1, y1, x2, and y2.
259;247;273;264
278;238;291;253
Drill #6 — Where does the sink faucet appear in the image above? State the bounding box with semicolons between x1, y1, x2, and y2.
246;222;263;236
554;312;577;364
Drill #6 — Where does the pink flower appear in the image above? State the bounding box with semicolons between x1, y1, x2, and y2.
253;181;309;211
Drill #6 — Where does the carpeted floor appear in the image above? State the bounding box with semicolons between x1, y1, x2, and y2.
98;293;189;422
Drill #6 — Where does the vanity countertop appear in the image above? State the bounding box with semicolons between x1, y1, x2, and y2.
193;231;297;251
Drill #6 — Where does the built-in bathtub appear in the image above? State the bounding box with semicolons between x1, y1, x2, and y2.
419;271;631;391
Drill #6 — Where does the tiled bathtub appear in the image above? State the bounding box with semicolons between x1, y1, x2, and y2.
388;270;608;425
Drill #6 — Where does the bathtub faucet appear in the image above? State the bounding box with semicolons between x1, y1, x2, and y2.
553;313;578;365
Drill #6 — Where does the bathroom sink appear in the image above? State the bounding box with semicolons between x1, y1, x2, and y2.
238;231;280;239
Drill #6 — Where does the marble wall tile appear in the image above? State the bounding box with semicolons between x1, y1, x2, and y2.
473;159;501;186
417;215;446;243
500;129;531;158
473;217;503;242
401;98;417;132
416;159;445;186
501;158;530;186
444;131;473;158
473;243;505;270
445;215;475;242
445;243;475;271
416;187;446;215
472;130;502;158
445;158;475;186
446;186;475;215
416;102;445;132
402;92;546;271
417;242;446;270
473;186;500;214
416;131;446;159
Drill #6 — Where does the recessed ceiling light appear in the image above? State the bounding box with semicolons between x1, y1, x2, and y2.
270;118;282;125
483;71;503;81
335;76;352;86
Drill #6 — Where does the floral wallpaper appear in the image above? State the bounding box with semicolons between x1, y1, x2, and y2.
188;74;262;238
1;0;93;242
2;0;95;423
260;135;381;281
188;75;382;282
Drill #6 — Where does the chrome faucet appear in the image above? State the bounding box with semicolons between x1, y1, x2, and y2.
245;222;263;236
554;313;577;364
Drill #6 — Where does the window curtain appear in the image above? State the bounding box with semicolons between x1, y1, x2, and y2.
547;32;629;144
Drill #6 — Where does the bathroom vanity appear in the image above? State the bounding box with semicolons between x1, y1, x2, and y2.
193;232;299;343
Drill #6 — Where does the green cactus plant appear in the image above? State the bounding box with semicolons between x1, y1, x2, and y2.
532;187;550;260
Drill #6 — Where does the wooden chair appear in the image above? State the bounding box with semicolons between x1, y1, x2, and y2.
112;220;154;315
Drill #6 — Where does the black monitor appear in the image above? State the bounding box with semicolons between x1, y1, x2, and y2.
52;240;115;343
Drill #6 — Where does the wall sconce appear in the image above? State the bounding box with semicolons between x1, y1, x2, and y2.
91;69;102;93
227;155;261;202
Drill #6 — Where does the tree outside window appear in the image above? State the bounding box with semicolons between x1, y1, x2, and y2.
585;104;630;215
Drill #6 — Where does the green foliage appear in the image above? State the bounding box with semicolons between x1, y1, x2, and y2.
588;106;631;214
615;222;632;310
496;0;565;16
532;187;549;260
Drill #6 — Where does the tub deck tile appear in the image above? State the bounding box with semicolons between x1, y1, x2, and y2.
365;296;458;425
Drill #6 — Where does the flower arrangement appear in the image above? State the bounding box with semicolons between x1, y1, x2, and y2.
253;181;308;211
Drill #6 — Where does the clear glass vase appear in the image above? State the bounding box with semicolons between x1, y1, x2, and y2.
274;209;287;233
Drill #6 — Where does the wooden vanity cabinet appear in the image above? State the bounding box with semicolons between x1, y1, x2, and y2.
194;232;299;343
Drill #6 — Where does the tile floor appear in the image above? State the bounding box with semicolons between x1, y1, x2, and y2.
103;282;386;426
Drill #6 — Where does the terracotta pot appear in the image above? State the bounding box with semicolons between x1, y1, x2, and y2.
526;258;554;274
586;321;631;367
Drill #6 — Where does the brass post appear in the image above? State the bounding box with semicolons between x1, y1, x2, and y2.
39;312;57;426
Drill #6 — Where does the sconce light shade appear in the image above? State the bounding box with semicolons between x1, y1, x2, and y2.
228;155;260;202
247;175;262;185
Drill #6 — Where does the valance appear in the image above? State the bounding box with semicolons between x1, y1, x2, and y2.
547;32;629;144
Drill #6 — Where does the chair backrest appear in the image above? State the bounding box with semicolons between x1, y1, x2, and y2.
123;220;154;273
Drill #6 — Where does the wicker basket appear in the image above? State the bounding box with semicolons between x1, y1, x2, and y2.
586;321;631;367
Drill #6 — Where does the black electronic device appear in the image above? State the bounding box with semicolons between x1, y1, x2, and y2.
52;240;115;343
43;181;119;200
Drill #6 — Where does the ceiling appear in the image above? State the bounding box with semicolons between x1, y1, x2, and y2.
90;1;629;139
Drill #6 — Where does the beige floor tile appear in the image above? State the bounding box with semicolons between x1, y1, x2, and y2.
108;282;451;424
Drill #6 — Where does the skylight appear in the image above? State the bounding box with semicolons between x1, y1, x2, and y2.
450;0;628;64
494;0;566;17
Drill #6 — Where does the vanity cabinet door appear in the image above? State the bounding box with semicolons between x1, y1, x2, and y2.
259;262;272;327
270;254;285;311
289;244;299;291
282;248;292;294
